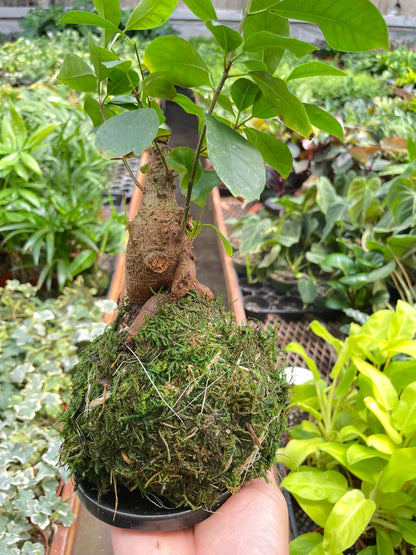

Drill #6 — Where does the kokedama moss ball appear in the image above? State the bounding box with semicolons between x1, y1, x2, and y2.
59;293;289;510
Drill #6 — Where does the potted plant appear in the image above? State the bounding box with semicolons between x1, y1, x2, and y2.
278;301;416;553
55;0;388;531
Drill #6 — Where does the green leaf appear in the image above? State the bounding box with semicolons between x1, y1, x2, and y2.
323;253;355;275
391;382;416;435
166;146;201;189
276;438;325;470
289;533;324;555
88;33;118;82
206;21;242;53
9;103;27;148
244;128;292;178
243;31;317;57
379;447;416;493
191;170;222;208
107;68;140;96
84;96;113;127
304;104;344;140
298;277;317;304
270;0;389;52
364;397;402;445
95;108;159;159
25;124;56;150
182;0;217;21
250;71;312;137
58;10;120;33
125;0;178;31
230;78;260;112
205;114;265;202
20;152;42;176
203;224;233;257
397;517;416;546
322;490;376;554
244;1;290;73
353;357;398;411
387;178;416;227
286;342;319;379
69;250;96;277
348;175;380;226
388;300;416;342
93;0;121;45
142;76;177;100
281;468;349;503
144;36;211;88
287;61;346;81
173;93;205;120
57;54;96;93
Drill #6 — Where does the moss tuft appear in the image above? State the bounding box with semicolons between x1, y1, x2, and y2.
59;292;289;510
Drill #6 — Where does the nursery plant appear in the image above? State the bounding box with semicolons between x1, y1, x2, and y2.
55;0;389;523
278;301;416;554
0;279;114;554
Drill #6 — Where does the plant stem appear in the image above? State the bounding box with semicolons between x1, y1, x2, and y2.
122;157;144;192
181;0;253;235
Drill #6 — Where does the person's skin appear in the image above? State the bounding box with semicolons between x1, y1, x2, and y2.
110;470;289;555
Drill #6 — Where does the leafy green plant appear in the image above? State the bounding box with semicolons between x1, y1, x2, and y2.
0;92;125;290
0;279;115;554
278;301;416;554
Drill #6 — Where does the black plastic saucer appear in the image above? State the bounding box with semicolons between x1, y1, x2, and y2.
76;480;230;532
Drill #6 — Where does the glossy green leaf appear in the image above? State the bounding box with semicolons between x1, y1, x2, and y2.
203;223;233;256
58;10;120;33
173;93;204;120
84;96;113;127
244;1;290;73
348;175;380;226
182;0;217;21
57;54;96;93
364;397;402;445
392;382;416;435
205;114;265;202
9;103;26;147
366;434;396;455
322;490;376;554
107;68;140;96
191;171;222;208
323;253;355;275
95;108;159;159
286;342;319;378
287;61;346;81
291;494;333;528
243;31;316;57
353;357;398;411
230;78;260;112
144;36;211;88
289;533;323;555
250;71;312;137
270;0;389;52
142;76;177;100
93;0;121;45
304;104;344;140
244;128;292;178
166;146;201;189
282;468;349;503
298;277;317;304
206;21;242;53
125;0;178;31
397;517;416;545
276;438;325;470
388;300;416;342
379;447;416;493
88;34;118;82
386;178;416;226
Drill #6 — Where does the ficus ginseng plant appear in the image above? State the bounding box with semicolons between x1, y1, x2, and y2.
56;0;389;330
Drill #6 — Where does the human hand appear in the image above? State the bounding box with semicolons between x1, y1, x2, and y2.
110;470;289;555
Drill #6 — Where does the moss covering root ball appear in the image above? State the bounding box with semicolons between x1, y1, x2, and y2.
59;293;289;510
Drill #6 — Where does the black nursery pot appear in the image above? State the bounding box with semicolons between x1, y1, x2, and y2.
76;479;230;532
